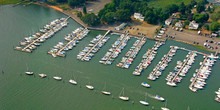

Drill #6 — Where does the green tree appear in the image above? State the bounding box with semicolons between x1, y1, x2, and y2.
77;12;82;18
211;11;220;21
83;6;87;14
179;2;186;14
144;9;158;24
210;22;220;31
193;13;209;23
103;12;115;24
81;13;100;26
190;0;197;8
115;9;131;22
68;0;85;8
203;24;209;30
196;3;205;13
56;0;67;3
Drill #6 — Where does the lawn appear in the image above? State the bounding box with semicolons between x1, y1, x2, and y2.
148;0;203;9
0;0;22;5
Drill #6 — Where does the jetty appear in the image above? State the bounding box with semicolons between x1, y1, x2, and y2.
79;30;111;61
188;54;218;92
15;17;69;53
133;41;164;76
48;27;89;57
166;51;197;86
117;37;146;69
100;34;130;65
148;46;178;80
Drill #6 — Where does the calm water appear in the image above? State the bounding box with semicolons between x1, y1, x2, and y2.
0;4;219;110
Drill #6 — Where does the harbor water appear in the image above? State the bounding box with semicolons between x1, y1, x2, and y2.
0;4;220;110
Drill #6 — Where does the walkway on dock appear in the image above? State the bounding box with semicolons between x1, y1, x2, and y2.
189;57;208;88
81;30;110;61
170;52;194;83
151;46;175;76
103;34;129;65
21;17;70;52
120;37;146;68
54;29;84;56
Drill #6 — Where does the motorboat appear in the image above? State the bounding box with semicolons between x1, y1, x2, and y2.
39;73;47;78
141;82;150;88
154;95;165;101
69;79;77;85
101;91;111;95
86;85;94;90
53;76;62;81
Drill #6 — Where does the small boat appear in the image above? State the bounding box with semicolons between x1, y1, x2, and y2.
141;82;150;88
53;76;62;81
154;95;165;101
101;82;111;95
139;93;149;106
86;85;94;90
39;73;47;78
161;100;170;110
69;79;77;85
25;72;34;75
69;73;77;85
119;88;129;101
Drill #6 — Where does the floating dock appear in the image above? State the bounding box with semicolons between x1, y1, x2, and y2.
48;27;89;57
99;34;130;65
166;51;197;86
117;37;146;69
78;30;111;61
15;17;69;53
133;41;164;76
148;46;178;80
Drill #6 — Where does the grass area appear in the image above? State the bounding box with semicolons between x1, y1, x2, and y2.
193;44;214;53
0;0;22;5
57;4;70;11
148;0;202;9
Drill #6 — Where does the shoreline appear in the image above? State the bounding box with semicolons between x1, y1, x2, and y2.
16;3;220;55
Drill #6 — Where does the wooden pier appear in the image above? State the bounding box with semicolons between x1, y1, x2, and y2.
170;52;194;83
20;17;70;52
51;29;85;57
119;37;146;68
103;34;129;65
151;46;175;77
81;30;110;61
189;56;208;89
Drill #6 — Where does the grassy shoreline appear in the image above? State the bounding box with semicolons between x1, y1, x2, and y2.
0;0;21;5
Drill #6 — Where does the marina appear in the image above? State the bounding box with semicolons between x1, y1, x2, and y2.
166;51;197;87
15;17;69;53
77;30;110;61
148;46;178;80
189;55;218;92
117;37;146;69
1;4;220;110
133;41;164;75
99;34;130;65
48;27;90;57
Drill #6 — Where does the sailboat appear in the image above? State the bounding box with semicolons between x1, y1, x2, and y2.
119;88;129;101
86;80;94;90
69;73;77;85
101;82;111;95
25;63;33;75
161;100;169;110
139;93;149;106
53;76;62;81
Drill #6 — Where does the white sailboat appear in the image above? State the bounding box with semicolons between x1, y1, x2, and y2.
154;95;165;101
161;100;169;110
69;73;77;85
25;64;33;75
86;80;94;90
101;82;111;95
119;88;129;101
139;93;149;106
